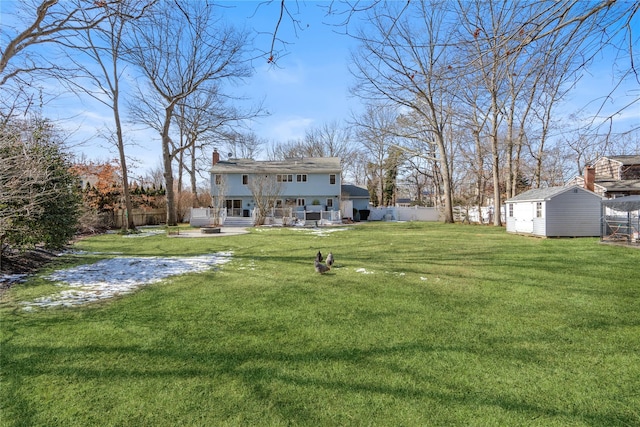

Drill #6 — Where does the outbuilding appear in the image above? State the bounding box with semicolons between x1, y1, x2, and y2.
341;184;370;220
505;185;603;237
601;195;640;244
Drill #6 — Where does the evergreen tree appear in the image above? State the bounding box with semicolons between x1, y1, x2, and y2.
1;116;82;258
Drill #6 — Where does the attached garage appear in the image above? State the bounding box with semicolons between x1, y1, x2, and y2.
505;186;603;237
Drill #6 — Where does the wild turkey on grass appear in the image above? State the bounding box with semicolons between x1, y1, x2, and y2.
326;252;334;268
314;259;330;274
315;250;323;262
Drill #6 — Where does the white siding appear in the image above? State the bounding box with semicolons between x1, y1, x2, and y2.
506;187;601;237
506;202;535;234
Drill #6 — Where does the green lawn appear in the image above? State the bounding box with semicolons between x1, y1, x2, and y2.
1;222;639;426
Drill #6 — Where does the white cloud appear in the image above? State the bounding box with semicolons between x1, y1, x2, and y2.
262;61;306;85
269;116;315;141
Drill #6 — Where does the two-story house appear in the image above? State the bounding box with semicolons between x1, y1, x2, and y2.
210;150;342;225
571;155;640;198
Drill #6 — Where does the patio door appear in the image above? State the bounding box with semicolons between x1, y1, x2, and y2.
225;199;242;217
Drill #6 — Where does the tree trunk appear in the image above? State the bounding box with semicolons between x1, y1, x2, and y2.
113;96;135;231
435;133;454;223
190;147;199;207
474;131;485;222
162;106;177;226
490;90;502;227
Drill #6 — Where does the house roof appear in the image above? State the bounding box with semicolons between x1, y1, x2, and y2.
603;155;640;166
505;185;600;203
211;157;341;174
341;184;369;199
594;179;640;193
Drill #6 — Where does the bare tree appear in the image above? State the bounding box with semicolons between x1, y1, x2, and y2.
454;78;491;215
350;1;457;221
266;139;307;160
305;120;361;182
352;104;399;208
268;120;359;182
0;0;116;116
210;173;227;226
125;1;251;225
453;0;635;216
401;155;435;206
173;88;265;208
56;0;154;231
395;113;445;207
223;131;266;160
246;174;282;226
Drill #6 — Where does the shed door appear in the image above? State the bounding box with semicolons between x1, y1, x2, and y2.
514;202;534;233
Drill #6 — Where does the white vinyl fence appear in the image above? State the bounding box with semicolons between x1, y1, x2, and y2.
453;206;506;224
367;206;440;222
189;207;225;227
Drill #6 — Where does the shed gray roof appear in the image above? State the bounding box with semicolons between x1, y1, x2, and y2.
211;157;341;174
341;184;369;199
505;185;600;203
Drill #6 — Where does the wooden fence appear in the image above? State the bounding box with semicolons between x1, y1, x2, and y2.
113;209;166;228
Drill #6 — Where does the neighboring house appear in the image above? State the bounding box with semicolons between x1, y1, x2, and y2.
395;198;412;207
568;155;640;197
505;185;602;237
72;162;120;193
210;151;342;224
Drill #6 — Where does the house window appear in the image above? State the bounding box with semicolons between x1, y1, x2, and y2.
536;202;542;218
329;174;336;185
508;204;513;217
215;174;222;185
326;198;333;208
277;174;293;182
296;174;307;182
297;198;305;207
242;174;248;185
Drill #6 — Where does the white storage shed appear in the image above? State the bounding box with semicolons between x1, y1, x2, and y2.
505;186;603;237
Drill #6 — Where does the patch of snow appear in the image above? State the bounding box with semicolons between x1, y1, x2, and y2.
309;228;351;237
257;226;352;237
21;252;232;310
122;230;165;238
288;227;352;237
355;268;374;275
0;273;29;286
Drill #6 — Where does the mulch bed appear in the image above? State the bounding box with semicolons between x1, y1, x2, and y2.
0;247;61;295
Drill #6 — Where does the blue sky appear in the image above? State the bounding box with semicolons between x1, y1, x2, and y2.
56;1;360;177
2;1;638;179
221;1;360;141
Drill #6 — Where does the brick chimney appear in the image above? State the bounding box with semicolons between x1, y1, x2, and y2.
212;149;219;166
584;165;595;192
